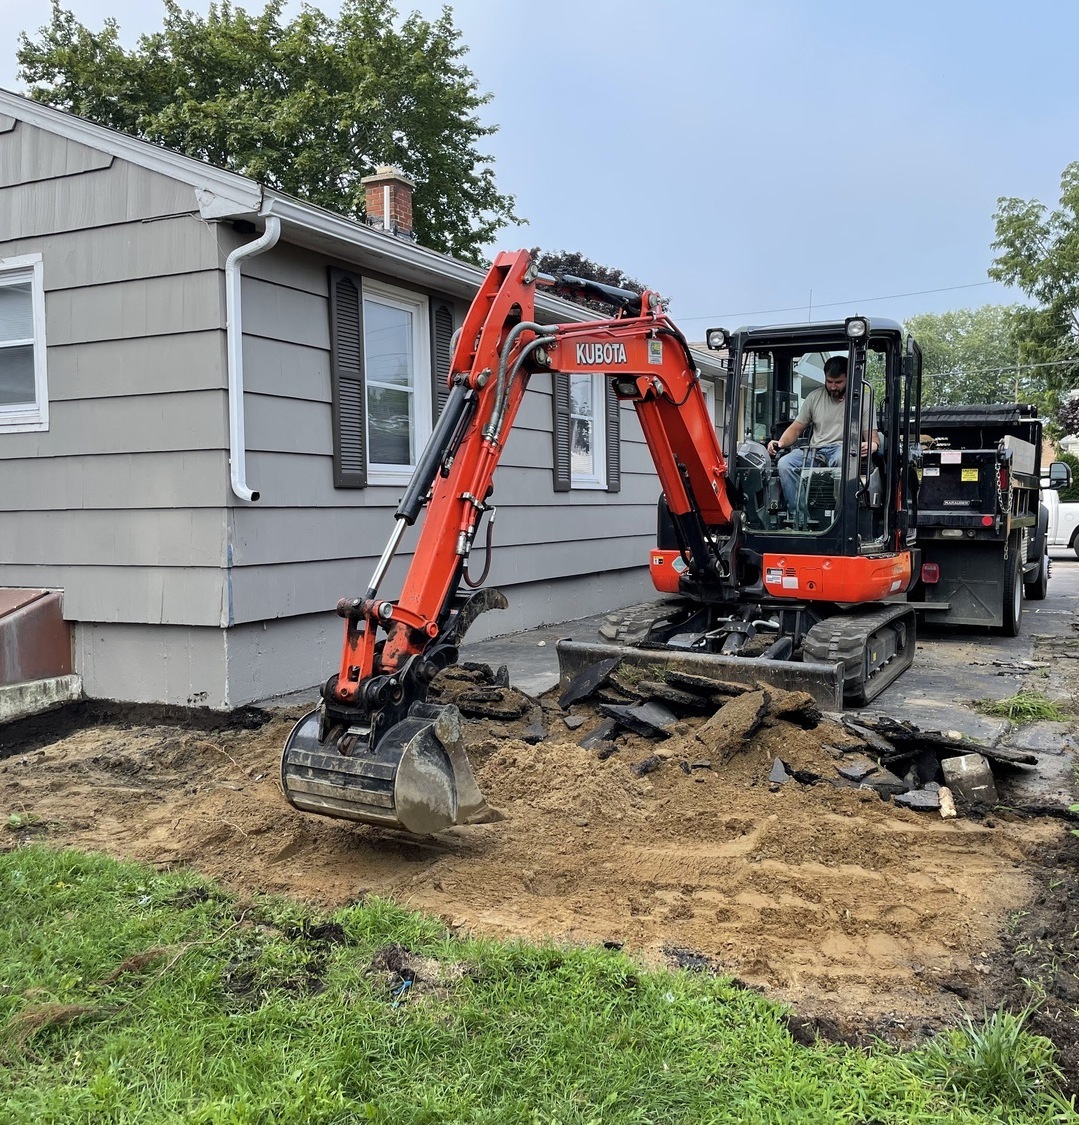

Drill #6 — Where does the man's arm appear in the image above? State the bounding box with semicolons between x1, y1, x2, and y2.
767;419;806;456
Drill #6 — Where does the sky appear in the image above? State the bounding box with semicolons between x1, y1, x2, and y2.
2;0;1077;333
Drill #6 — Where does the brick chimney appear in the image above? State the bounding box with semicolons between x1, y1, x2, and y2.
361;165;416;239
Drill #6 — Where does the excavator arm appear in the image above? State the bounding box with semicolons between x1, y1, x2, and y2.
281;248;738;833
334;249;733;703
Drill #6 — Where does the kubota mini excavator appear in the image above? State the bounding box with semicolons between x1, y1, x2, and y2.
282;249;923;834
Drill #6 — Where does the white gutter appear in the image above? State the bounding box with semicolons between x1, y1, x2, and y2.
225;215;280;502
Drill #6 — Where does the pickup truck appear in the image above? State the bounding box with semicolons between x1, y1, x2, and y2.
1042;478;1079;556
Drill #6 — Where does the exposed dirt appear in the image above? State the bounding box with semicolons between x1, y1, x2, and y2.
2;659;1078;1089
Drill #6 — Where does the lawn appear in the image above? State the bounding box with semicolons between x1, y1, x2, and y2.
0;844;1073;1124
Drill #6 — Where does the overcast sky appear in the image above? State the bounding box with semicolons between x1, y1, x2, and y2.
2;0;1077;332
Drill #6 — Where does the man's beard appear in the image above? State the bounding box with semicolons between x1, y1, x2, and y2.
827;387;845;401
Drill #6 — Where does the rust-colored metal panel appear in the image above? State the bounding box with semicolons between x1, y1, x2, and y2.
0;589;47;617
0;590;73;685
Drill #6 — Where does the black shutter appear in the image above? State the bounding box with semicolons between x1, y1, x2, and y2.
605;380;621;493
552;373;572;492
431;299;455;419
329;269;366;488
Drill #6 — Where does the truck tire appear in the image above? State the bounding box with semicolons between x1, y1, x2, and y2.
1002;540;1023;637
1073;534;1079;561
1025;552;1049;600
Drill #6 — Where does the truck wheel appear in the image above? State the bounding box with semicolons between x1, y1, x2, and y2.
1025;552;1049;601
1073;536;1079;561
1002;543;1023;637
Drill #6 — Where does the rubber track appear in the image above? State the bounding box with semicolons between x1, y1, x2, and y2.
801;603;916;706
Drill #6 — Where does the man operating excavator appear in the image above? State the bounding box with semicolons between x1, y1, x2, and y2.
766;355;879;512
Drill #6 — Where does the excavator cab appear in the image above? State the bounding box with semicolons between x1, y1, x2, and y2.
644;317;922;704
714;316;919;578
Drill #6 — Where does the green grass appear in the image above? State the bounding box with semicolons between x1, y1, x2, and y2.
974;689;1070;723
0;844;1074;1124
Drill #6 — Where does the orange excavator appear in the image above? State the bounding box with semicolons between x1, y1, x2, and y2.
282;249;923;834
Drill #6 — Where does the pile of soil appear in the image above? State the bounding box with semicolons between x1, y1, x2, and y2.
5;661;1079;1084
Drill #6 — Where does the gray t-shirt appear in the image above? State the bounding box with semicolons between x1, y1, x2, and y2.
796;388;871;447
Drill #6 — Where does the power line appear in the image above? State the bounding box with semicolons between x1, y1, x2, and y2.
922;357;1079;380
677;281;1001;324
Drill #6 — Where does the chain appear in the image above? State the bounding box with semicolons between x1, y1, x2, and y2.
997;461;1013;558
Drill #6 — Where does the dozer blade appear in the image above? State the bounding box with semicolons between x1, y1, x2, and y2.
281;702;497;834
556;639;845;710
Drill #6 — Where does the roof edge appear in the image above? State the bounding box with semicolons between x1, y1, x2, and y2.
0;87;263;214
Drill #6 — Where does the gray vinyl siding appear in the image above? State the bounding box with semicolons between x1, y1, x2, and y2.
225;237;658;629
0;121;230;632
0;451;228;511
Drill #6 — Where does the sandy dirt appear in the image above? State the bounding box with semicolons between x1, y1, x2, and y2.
1;676;1067;1047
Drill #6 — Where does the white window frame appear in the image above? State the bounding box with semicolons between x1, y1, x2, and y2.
570;372;607;490
0;253;48;433
362;278;431;486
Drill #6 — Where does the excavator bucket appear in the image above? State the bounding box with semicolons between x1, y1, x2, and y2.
556;639;846;710
281;701;497;834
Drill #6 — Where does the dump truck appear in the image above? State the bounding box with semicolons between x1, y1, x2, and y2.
914;403;1062;634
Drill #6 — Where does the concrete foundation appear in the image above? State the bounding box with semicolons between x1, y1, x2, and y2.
71;568;654;710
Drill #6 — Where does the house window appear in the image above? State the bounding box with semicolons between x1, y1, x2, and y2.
329;269;448;489
363;281;431;482
569;374;605;487
553;373;620;493
0;254;48;432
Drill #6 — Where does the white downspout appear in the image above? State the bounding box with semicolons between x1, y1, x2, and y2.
225;215;281;501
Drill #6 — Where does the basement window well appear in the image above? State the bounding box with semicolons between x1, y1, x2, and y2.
0;254;48;432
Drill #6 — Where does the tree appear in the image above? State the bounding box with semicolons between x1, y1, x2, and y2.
1058;394;1079;438
530;248;650;314
905;305;1023;407
990;162;1079;417
16;0;520;263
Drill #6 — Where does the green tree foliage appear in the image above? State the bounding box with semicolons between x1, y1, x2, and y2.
905;305;1022;407
530;248;650;314
990;162;1079;417
16;0;520;262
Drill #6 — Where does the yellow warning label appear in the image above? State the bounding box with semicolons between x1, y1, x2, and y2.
961;468;979;482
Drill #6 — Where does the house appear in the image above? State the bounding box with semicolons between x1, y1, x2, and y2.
0;89;725;712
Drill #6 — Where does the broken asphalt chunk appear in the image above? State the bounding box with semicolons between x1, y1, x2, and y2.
635;680;717;711
453;685;531;720
894;789;942;811
632;755;663;778
858;766;910;799
693;689;770;764
837;760;878;783
579;718;619;750
596;701;679;738
757;686;823;730
662;671;749;699
558;657;621;709
521;714;547;744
